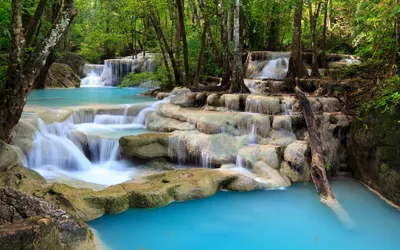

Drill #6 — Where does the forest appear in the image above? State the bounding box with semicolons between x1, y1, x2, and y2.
0;0;400;250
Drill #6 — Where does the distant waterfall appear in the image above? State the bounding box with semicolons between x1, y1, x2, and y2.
246;52;290;80
81;53;156;87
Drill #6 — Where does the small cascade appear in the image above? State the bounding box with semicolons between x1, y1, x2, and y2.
28;119;92;171
249;121;257;145
81;53;157;87
68;110;95;124
281;98;294;115
236;155;244;168
201;150;211;168
94;115;134;125
245;99;262;113
246;51;290;79
244;79;259;93
134;96;171;125
168;136;186;166
89;137;120;163
259;57;289;79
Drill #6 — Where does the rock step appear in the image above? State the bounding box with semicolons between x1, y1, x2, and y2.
164;88;343;115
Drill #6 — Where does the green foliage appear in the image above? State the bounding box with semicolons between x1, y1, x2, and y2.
358;76;400;116
324;162;333;171
0;65;7;88
0;0;11;51
120;72;155;87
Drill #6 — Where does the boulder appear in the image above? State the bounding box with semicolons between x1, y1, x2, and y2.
56;54;88;77
280;141;310;182
0;187;94;249
120;133;171;159
11;119;38;154
145;112;195;132
170;92;197;107
317;97;341;112
0;142;20;172
206;93;221;106
45;63;80;88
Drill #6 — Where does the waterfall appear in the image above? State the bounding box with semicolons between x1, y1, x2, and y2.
246;52;290;79
244;80;259;93
81;53;156;87
27;115;137;185
249;121;257;145
134;96;171;125
28;119;92;171
245;99;262;113
258;57;289;79
201;150;211;168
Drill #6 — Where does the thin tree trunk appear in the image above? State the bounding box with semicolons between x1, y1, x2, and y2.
230;0;249;93
216;0;231;85
155;31;174;90
194;25;207;87
0;0;77;142
25;0;48;46
198;0;221;67
227;0;233;42
396;0;400;73
286;0;309;79
295;84;335;201
308;0;321;77
321;0;328;69
150;10;183;86
176;0;191;87
175;1;181;59
189;0;200;27
143;17;147;57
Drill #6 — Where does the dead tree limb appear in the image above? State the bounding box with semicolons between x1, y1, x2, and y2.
295;83;335;201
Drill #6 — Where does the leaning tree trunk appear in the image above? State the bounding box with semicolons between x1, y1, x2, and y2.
176;0;191;87
230;0;249;93
286;0;309;79
295;84;335;201
0;0;77;142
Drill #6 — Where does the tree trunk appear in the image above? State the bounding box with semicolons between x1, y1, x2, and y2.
189;0;200;27
143;17;147;57
25;0;48;47
0;0;77;142
176;0;191;87
295;84;335;201
308;0;321;77
286;0;309;79
193;25;207;87
175;1;181;59
396;0;400;73
216;0;231;85
321;0;328;69
230;0;249;93
198;0;221;67
227;0;233;42
150;10;183;86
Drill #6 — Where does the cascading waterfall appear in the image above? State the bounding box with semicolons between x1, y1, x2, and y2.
26;106;152;185
134;96;172;125
81;53;156;87
246;52;290;80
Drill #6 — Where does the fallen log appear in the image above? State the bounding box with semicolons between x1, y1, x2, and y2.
295;83;335;201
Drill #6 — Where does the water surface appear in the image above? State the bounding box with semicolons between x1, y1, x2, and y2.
89;178;400;250
27;87;153;107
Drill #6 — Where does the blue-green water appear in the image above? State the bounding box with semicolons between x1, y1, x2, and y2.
89;178;400;250
27;87;153;107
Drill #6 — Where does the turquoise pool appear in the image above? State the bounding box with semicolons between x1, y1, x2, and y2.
89;178;400;250
27;87;154;107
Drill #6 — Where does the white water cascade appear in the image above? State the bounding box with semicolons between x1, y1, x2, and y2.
81;53;156;87
246;52;290;80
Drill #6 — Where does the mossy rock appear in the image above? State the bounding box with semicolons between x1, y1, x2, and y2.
45;63;80;88
348;104;400;206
